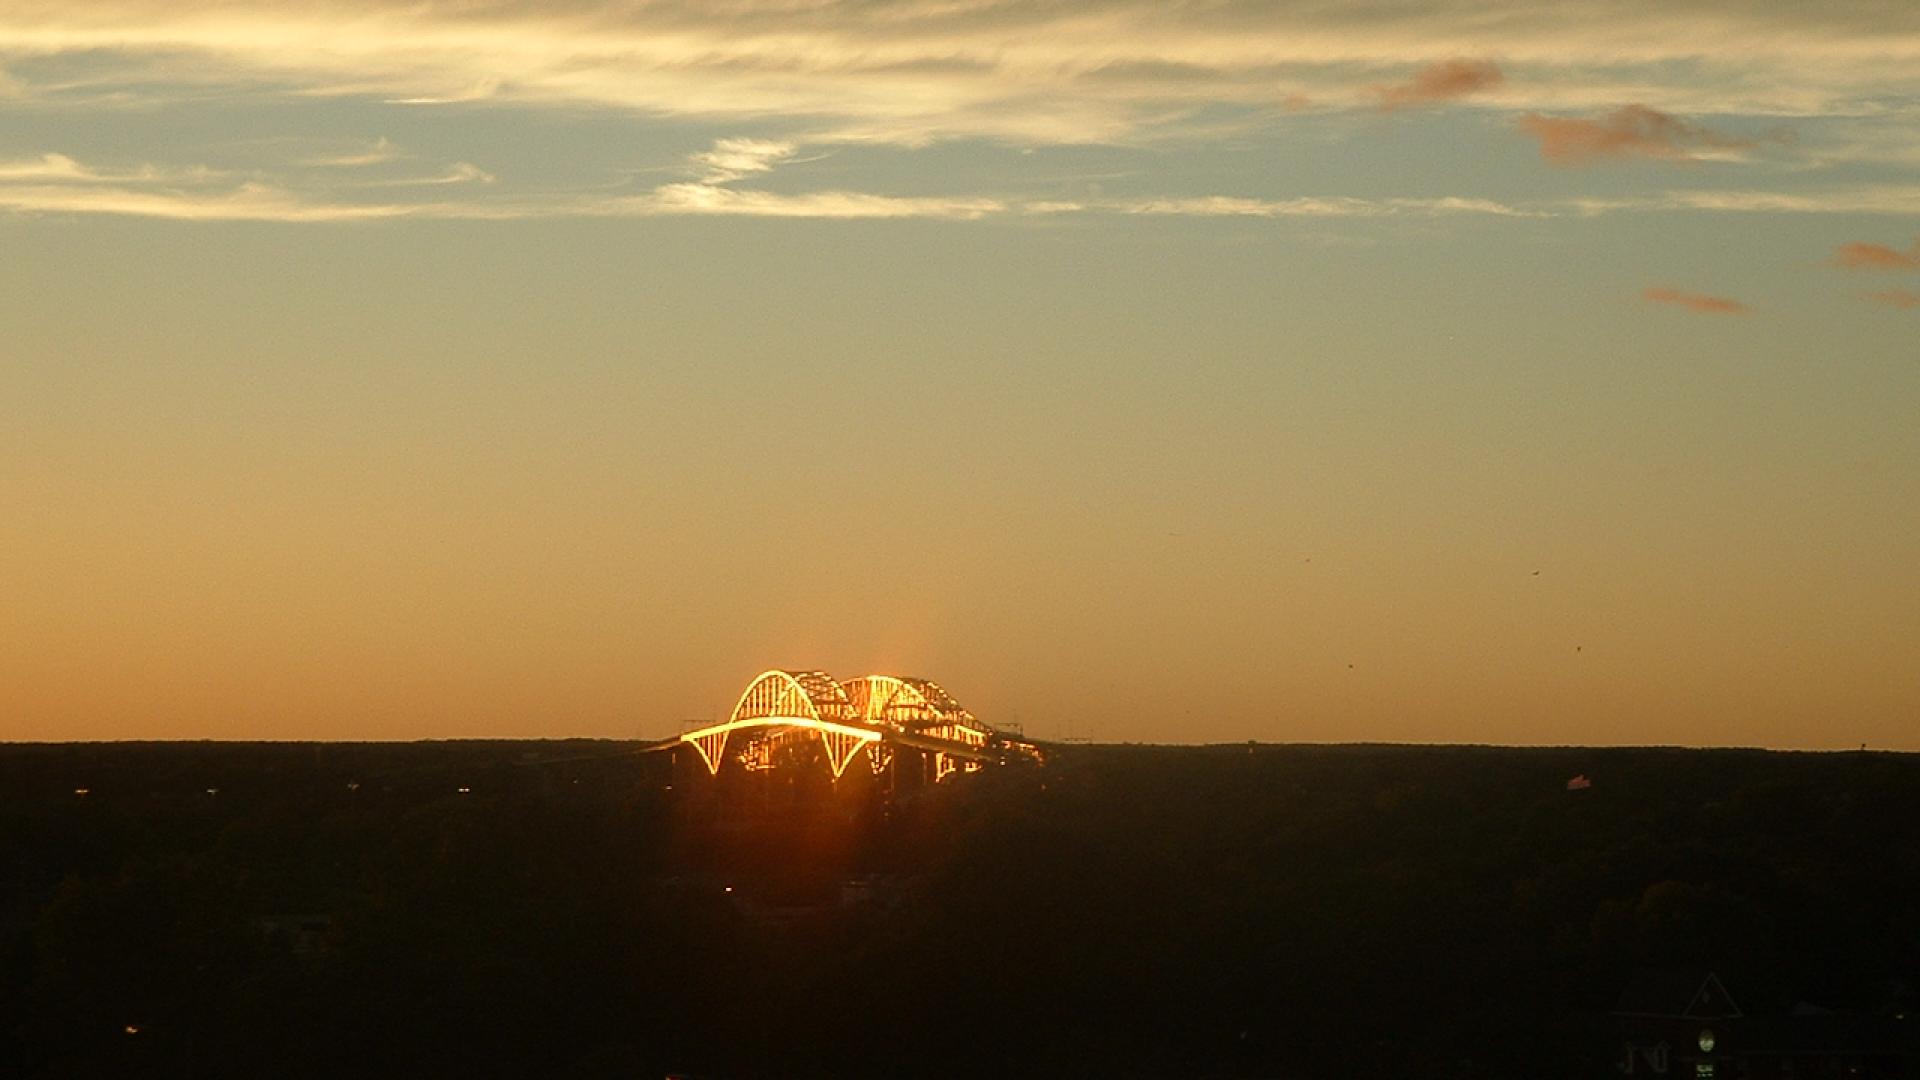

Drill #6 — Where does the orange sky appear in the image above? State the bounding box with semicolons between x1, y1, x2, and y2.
3;1;1917;747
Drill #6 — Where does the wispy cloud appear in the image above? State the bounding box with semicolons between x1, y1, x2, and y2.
1831;239;1920;269
1113;194;1535;218
387;79;501;106
0;152;223;184
0;146;458;221
0;152;92;181
605;136;991;218
360;161;495;187
0;181;407;222
691;139;797;184
1369;58;1503;110
0;142;1002;222
0;143;1545;224
618;184;1002;220
2;1;1918;146
299;136;399;168
1568;187;1920;217
1800;119;1920;170
1518;105;1753;165
1642;286;1749;314
1865;288;1920;308
12;142;1920;228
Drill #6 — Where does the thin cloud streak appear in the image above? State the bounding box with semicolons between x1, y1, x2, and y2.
359;161;496;187
0;144;1536;223
1642;286;1749;314
617;184;1003;219
299;136;399;168
607;136;993;218
691;139;798;184
10;145;1920;226
0;141;1006;221
0;181;409;221
19;181;1920;225
0;187;1533;224
1574;187;1920;216
1114;194;1537;218
0;152;226;184
0;152;92;180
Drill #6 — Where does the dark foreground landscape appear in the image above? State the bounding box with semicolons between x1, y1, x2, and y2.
3;741;1916;1078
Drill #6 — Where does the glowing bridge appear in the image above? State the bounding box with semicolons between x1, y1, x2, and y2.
680;670;1041;782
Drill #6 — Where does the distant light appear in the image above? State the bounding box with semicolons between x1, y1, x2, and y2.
205;788;218;796
74;788;90;796
346;781;360;791
457;786;472;794
124;1025;140;1035
723;886;733;893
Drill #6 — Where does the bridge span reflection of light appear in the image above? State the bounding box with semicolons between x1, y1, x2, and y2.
679;670;1041;781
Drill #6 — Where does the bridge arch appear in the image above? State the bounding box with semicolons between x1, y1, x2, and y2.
681;670;876;778
843;675;992;781
730;669;855;728
842;675;975;732
680;669;1036;783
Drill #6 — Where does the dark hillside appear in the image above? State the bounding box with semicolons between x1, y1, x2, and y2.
2;742;1915;1077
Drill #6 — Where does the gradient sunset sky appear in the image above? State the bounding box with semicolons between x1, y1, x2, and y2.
3;0;1916;746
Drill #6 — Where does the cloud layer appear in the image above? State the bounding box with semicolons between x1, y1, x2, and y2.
2;0;1915;242
2;0;1918;147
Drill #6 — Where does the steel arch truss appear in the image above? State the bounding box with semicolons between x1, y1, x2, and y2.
680;670;878;778
683;669;1033;781
842;675;989;738
731;669;855;727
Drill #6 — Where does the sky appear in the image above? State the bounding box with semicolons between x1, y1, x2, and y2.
2;0;1917;747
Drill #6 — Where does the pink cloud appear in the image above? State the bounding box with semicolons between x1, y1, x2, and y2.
1865;289;1920;309
1642;287;1749;315
1370;59;1503;110
1831;240;1920;270
1517;105;1749;165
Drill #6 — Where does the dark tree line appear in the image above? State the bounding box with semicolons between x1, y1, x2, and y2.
2;741;1916;1077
